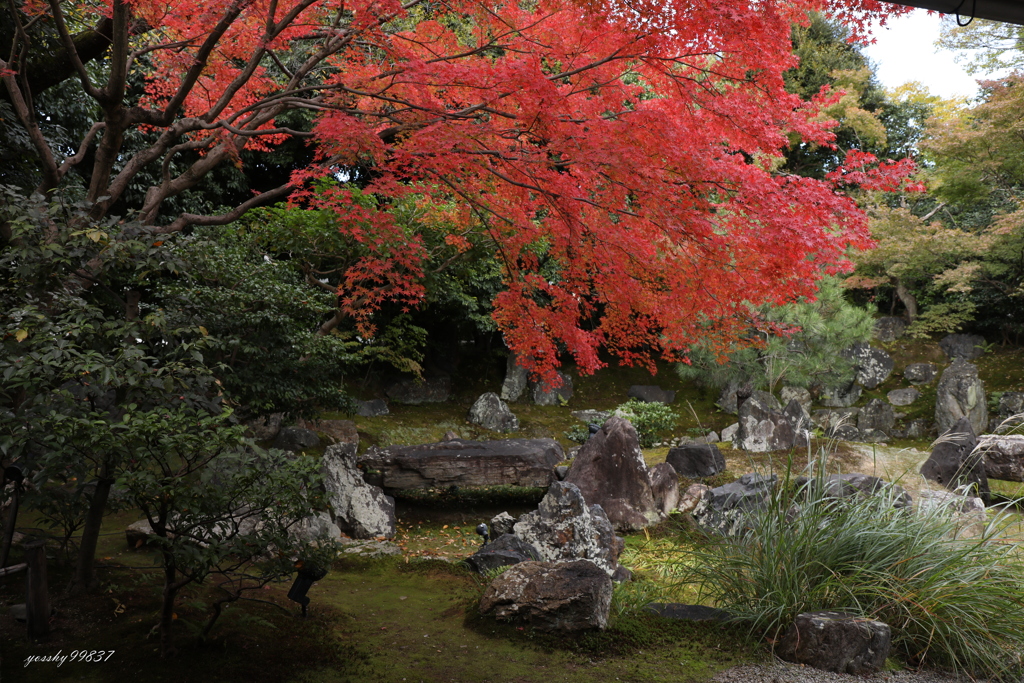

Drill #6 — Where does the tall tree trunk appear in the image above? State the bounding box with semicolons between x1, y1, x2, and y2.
160;556;181;657
68;468;112;594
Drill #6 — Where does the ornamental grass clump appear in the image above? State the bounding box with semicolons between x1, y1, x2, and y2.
677;456;1024;680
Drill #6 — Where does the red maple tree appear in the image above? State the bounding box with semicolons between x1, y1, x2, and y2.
1;0;912;382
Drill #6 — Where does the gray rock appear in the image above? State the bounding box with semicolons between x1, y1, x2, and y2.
833;425;861;441
873;316;907;342
887;388;920;406
666;444;726;478
563;417;662;531
819;381;862;408
692;473;777;536
857;399;894;434
904;419;931;439
571;409;611;423
244;413;283;441
721;423;738;443
920;417;989;504
780;386;812;414
321;442;397;539
645;603;732;622
272;426;321;453
649;462;680;515
468;392;520;433
998;391;1024;417
843;343;894;390
717;385;779;415
978;434;1024;481
338;537;402;558
356;399;389;417
736;397;810;452
386;374;451;404
531;372;573;406
678;483;710;514
360;438;564;489
935;358;988;436
819;473;911;508
479;560;613;632
513;482;624;577
940;333;986;360
126;519;155;549
915;490;987;536
464;534;542;574
627;385;676;404
776;611;891;675
500;352;530;402
811;408;859;437
903;363;938;385
555;465;569;480
490;512;517;536
296;418;358;445
857;429;889;443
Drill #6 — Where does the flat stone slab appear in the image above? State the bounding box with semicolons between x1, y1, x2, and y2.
645;603;732;622
359;438;564;489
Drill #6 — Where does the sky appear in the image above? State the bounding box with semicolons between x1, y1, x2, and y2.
861;9;981;100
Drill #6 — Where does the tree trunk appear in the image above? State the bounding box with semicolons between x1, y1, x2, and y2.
160;557;181;657
893;277;918;323
68;472;113;594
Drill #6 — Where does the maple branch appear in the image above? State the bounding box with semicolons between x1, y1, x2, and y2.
1;61;60;194
45;0;103;100
56;123;106;176
152;182;296;234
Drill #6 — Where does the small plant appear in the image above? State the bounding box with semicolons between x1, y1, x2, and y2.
677;452;1024;680
563;423;590;444
613;399;679;448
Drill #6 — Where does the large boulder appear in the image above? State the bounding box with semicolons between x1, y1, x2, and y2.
479;560;613;632
513;481;624;577
468;392;519;433
692;473;777;536
649;463;680;515
819;381;862;408
978;434;1024;481
359;438;563;489
903;363;938;385
843;343;894;390
857;399;894;435
666;444;726;478
736;397;810;452
920;417;989;503
500;352;530;402
272;426;320;452
627;385;675;404
779;386;812;415
873;316;907;342
356;399;389;417
716;385;778;415
935;358;988;436
563;417;661;530
464;534;542;574
531;372;574;406
940;333;986;360
385;374;451;404
776;611;891;676
321;442;397;539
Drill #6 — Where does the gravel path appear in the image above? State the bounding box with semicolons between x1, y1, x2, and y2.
713;661;982;683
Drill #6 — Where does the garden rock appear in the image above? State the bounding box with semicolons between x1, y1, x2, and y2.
666;444;725;478
356;399;389;417
717;385;779;415
530;372;574;406
645;603;732;622
385;374;451;404
272;426;320;452
904;363;938;385
513;482;624;577
296;418;358;445
244;412;283;441
720;423;738;443
915;490;987;536
563;417;661;530
468;392;519;433
126;519;155;548
678;484;709;515
500;352;530;402
479;560;613;632
555;465;569;480
490;512;517;536
819;474;911;508
571;409;610;424
857;429;888;443
627;385;675;404
464;534;542;574
321;442;397;539
776;611;891;676
812;408;859;437
359;438;563;489
940;333;986;360
935;358;988;436
978;434;1024;481
920;417;989;504
999;392;1024;417
780;386;812;414
692;473;777;535
887;388;920;406
873;316;907;342
736;397;810;452
649;462;680;515
843;343;893;389
857;399;894;434
819;381;862;408
338;538;401;558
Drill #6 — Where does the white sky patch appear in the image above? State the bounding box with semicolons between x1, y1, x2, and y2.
861;9;981;100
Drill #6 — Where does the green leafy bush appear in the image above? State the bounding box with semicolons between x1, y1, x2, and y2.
678;458;1024;680
613;399;679;448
